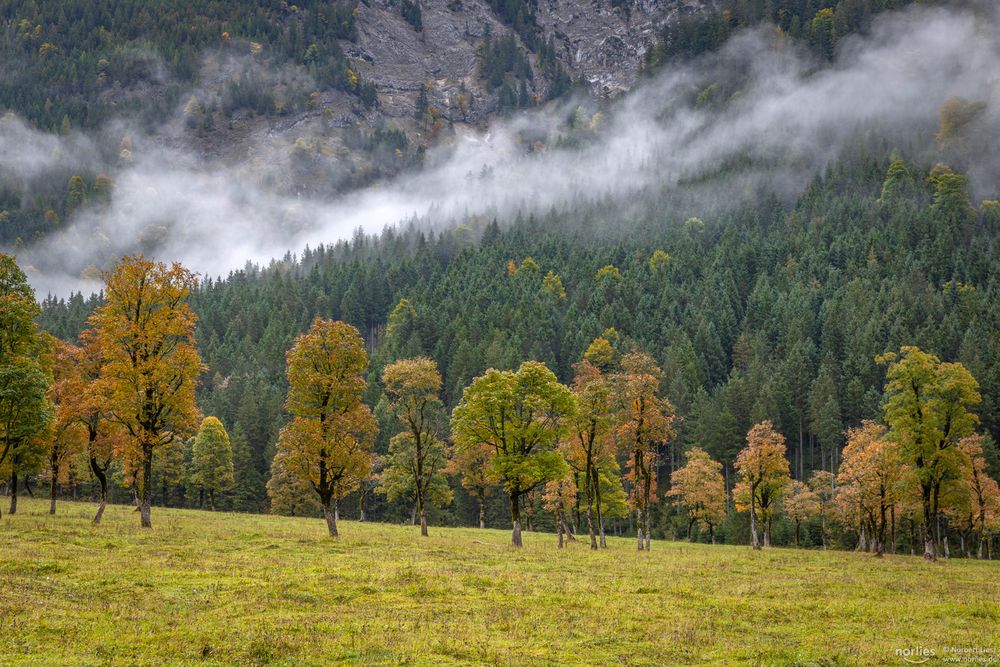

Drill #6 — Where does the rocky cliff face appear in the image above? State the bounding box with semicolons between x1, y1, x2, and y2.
171;0;711;194
349;0;706;124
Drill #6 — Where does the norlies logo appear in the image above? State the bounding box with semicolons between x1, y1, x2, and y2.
896;646;936;664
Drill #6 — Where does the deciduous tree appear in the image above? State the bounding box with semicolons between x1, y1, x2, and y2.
451;361;576;547
0;254;54;517
611;351;675;551
668;447;726;543
878;346;980;560
190;416;235;510
542;472;577;548
562;360;616;549
954;435;1000;559
379;357;451;536
783;480;820;547
91;256;202;528
445;442;494;529
272;318;376;537
734;421;790;549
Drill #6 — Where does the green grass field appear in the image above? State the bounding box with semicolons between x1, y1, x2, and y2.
1;498;998;666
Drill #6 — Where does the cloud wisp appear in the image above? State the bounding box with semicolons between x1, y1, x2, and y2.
6;2;999;296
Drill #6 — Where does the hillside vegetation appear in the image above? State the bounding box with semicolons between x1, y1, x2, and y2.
1;497;997;666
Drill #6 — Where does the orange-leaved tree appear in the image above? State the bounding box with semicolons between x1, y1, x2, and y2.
91;256;202;528
611;351;675;551
668;447;727;543
542;472;577;548
836;420;901;556
562;359;617;549
954;435;1000;559
783;480;820;547
50;330;124;523
734;421;790;549
272;318;377;537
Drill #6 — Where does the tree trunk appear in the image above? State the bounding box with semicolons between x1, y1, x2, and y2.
594;470;607;548
323;500;339;537
636;508;644;551
586;490;597;550
922;485;936;561
795;521;800;547
9;469;17;515
556;509;564;549
710;524;716;545
90;456;108;524
749;497;760;550
510;492;522;547
419;507;428;537
49;466;58;515
478;489;485;529
138;448;153;528
763;518;771;548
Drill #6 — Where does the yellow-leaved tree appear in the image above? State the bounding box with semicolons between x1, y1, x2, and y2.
668;447;726;544
734;421;790;549
270;318;376;537
91;256;202;528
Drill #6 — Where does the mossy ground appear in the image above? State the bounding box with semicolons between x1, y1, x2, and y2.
1;497;997;666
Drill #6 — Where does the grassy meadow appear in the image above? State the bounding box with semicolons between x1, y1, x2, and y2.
1;497;998;666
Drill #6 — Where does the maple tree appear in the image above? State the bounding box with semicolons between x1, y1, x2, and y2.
783;480;820;547
91;255;202;528
562;360;617;549
272;318;377;536
807;470;836;549
954;435;1000;559
451;360;576;547
379;357;451;536
734;421;790;549
190;416;235;510
668;447;726;543
0;254;54;518
542;472;577;548
836;421;902;556
444;441;495;529
610;351;675;551
878;346;980;560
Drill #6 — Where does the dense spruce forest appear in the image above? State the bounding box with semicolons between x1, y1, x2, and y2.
34;142;1000;547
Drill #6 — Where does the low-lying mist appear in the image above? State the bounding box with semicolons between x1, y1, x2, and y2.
4;1;999;297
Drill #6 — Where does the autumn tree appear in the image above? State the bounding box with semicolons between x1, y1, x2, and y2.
611;351;675;551
273;318;377;537
50;330;123;523
954;435;1000;559
445;441;494;529
451;361;576;547
878;346;980;560
267;449;323;517
783;481;820;547
807;470;835;549
668;447;726;543
0;254;54;518
836;421;902;555
542;472;577;548
562;360;616;549
91;256;202;528
190;416;235;510
47;340;90;514
734;421;790;549
379;357;451;536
